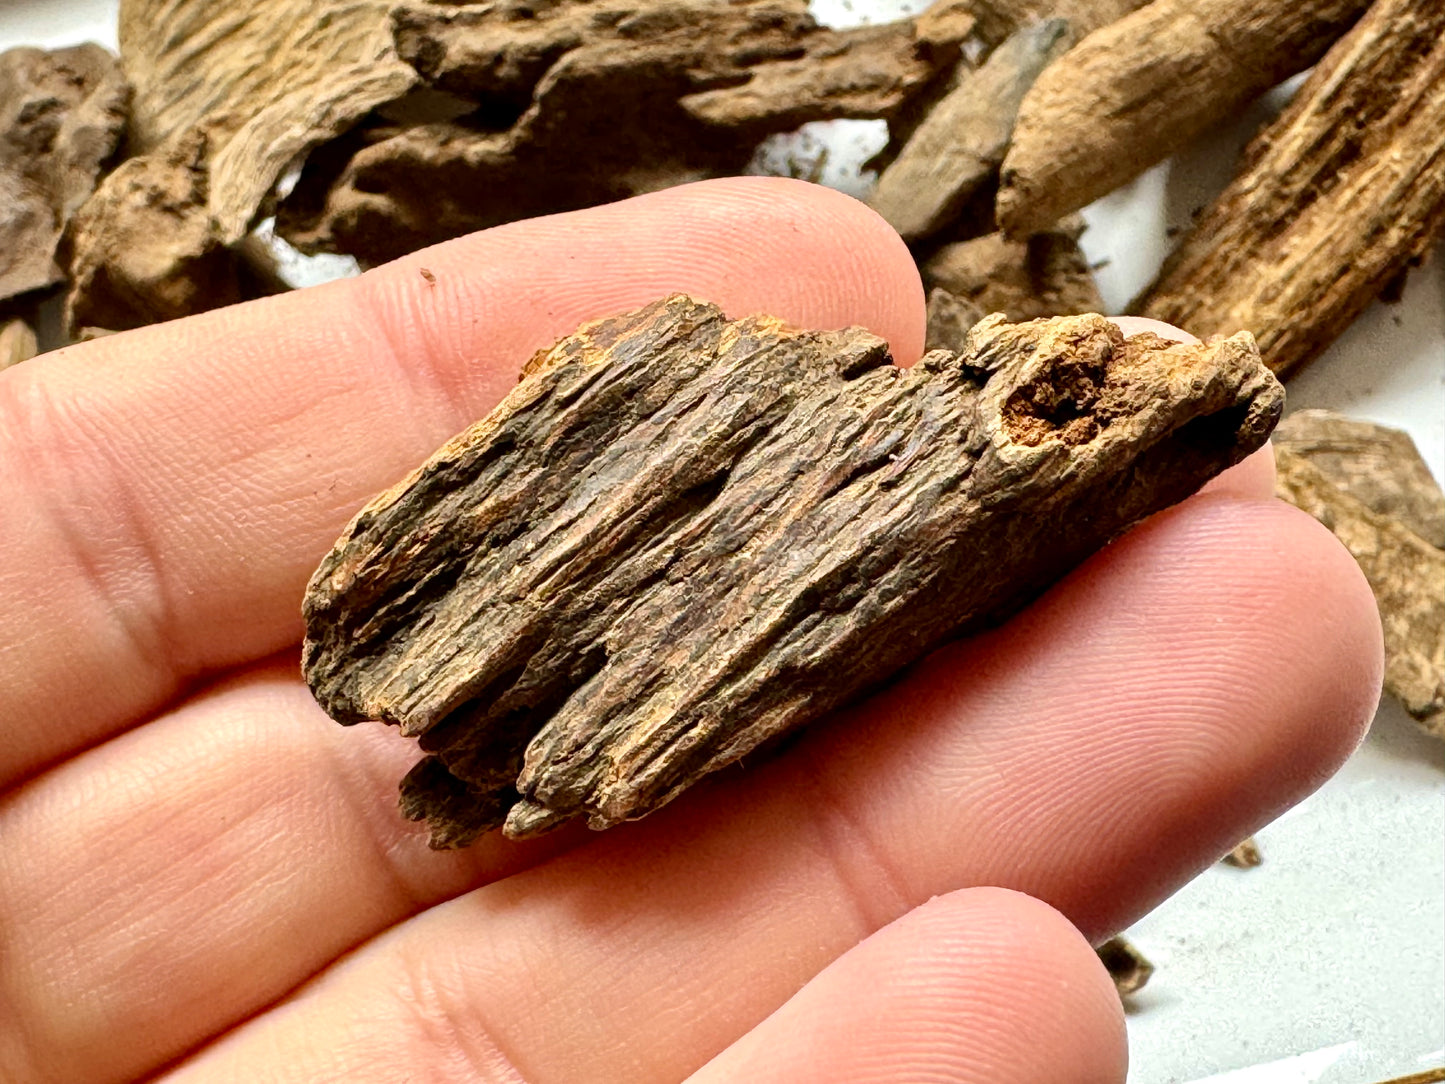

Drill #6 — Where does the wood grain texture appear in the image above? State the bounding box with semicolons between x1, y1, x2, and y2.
303;295;1282;846
1134;0;1445;378
1274;410;1445;549
995;0;1369;236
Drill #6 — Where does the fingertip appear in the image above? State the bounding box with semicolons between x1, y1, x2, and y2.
692;885;1126;1084
358;175;927;402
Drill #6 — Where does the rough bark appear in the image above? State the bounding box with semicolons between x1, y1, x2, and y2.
276;1;973;263
924;287;987;351
996;0;1370;236
921;217;1105;322
1097;935;1153;996
1273;410;1445;736
1134;0;1445;378
0;319;38;370
302;294;1281;846
0;44;128;304
870;19;1070;243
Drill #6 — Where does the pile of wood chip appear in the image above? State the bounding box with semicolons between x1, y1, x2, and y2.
2;0;1440;1004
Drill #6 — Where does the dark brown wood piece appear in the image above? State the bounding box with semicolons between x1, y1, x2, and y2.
1096;934;1154;997
870;19;1072;244
276;1;974;264
303;295;1281;846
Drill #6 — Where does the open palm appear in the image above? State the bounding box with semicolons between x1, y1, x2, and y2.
0;179;1381;1083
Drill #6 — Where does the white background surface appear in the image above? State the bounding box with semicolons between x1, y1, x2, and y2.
3;2;1441;1081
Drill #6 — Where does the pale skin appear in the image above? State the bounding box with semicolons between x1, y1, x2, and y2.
0;178;1382;1083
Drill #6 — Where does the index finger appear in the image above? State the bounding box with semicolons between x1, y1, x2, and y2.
0;177;925;788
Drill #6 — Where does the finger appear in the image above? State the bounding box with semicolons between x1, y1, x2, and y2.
688;888;1125;1084
122;497;1377;1084
0;658;585;1084
0;177;923;787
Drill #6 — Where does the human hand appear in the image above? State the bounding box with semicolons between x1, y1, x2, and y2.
0;178;1381;1083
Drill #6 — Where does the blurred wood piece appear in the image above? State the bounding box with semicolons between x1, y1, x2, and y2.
1274;410;1445;549
997;0;1370;236
1223;836;1262;867
302;294;1281;846
924;287;987;351
278;1;975;263
1135;0;1445;378
871;19;1071;243
0;318;38;369
65;130;243;333
118;0;416;242
1097;935;1154;996
0;45;127;304
64;0;418;331
1274;410;1445;737
922;217;1105;322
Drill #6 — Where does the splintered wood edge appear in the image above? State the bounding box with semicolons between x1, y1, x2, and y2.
302;296;1281;846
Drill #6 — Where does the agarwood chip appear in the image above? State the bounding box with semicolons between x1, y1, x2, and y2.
63;0;417;330
1097;935;1153;997
118;0;415;242
65;129;241;334
276;1;971;263
1273;412;1445;737
0;44;128;304
1134;0;1445;378
1275;410;1445;550
996;0;1370;236
1223;836;1262;868
921;216;1105;322
303;295;1281;846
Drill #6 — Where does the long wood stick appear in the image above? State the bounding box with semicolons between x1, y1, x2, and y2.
996;0;1369;236
1133;0;1445;378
